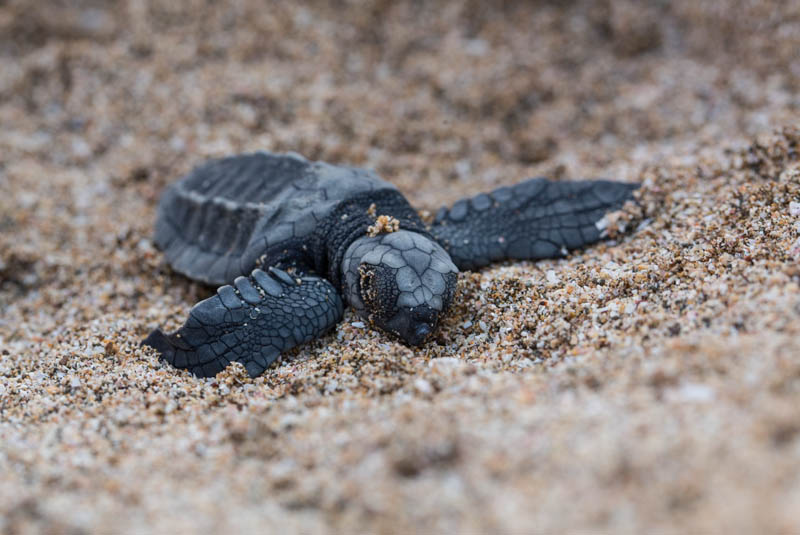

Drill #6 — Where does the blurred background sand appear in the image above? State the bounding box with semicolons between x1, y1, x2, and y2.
1;1;800;532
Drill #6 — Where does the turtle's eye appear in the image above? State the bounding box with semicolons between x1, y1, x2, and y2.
357;263;399;324
358;263;379;313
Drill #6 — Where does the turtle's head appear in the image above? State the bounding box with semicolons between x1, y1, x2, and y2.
342;231;458;346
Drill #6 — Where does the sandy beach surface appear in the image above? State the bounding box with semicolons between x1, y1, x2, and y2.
2;1;800;532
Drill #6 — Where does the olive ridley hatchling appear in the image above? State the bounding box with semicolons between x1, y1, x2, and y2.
143;152;637;378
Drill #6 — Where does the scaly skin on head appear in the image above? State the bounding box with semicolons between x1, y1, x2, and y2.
342;230;459;346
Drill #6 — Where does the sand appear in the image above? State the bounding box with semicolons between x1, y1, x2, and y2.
2;0;800;532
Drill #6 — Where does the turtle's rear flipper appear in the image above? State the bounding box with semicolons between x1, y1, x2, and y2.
428;177;638;270
142;268;344;378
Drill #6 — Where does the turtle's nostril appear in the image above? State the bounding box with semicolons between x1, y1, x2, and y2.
411;323;432;346
416;323;431;338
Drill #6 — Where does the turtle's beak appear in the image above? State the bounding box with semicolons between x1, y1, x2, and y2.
384;306;437;347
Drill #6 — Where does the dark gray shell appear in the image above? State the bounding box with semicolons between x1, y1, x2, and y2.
154;151;395;285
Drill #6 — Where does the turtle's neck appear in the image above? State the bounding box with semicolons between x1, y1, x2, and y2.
314;189;432;291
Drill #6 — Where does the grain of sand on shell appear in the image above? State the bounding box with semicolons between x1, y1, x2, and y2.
2;1;800;533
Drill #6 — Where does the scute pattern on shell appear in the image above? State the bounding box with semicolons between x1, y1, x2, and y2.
154;152;396;285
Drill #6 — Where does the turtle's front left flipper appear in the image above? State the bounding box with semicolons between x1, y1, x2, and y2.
143;268;343;378
429;177;638;270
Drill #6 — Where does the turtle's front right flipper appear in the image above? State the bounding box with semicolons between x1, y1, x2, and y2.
143;268;343;378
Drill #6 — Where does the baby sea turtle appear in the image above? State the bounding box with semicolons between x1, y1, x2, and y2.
143;151;637;378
